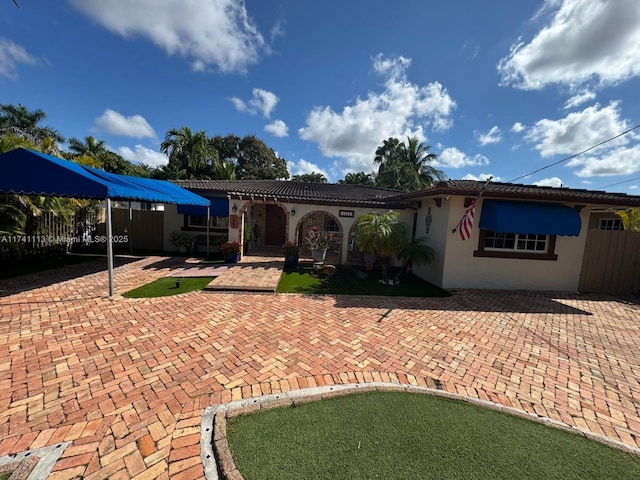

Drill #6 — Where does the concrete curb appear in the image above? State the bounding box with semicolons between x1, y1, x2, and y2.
200;382;640;480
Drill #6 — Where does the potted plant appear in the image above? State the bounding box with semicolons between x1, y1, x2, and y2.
306;226;332;262
220;240;242;263
282;241;300;268
169;231;193;254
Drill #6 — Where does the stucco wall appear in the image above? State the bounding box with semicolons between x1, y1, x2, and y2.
411;197;450;287
414;197;592;292
163;204;184;252
284;204;413;264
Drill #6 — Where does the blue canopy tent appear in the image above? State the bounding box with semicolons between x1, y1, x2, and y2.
79;165;217;257
0;148;210;296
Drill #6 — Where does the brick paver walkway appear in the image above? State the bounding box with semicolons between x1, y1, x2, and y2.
1;255;640;479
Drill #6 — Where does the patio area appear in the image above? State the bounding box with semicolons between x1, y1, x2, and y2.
0;255;639;479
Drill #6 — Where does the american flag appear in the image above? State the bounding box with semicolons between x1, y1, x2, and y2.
458;201;476;240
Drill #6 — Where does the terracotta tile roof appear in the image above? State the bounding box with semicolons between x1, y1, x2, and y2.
172;179;406;208
400;180;640;207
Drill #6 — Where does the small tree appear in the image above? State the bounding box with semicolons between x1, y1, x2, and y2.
617;208;640;232
353;211;407;282
354;212;435;283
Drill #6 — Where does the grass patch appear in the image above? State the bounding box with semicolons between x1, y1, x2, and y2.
122;277;214;298
0;473;11;480
277;266;450;297
0;253;103;280
227;391;640;480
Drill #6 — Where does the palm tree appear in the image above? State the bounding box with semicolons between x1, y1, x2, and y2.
617;208;640;232
68;136;108;158
374;136;444;191
0;104;64;145
353;211;408;282
160;126;218;179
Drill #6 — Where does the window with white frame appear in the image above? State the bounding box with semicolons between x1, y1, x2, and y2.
483;231;548;253
598;218;623;231
474;229;558;260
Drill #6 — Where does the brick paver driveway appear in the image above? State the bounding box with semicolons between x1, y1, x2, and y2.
1;256;640;479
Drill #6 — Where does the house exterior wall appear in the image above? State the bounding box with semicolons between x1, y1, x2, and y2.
411;198;450;287
414;196;591;291
282;203;413;264
163;204;183;252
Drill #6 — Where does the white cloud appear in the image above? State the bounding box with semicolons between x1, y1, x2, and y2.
567;144;640;177
511;122;526;133
498;0;640;90
229;97;247;112
94;109;156;139
116;145;168;166
533;177;564;187
0;37;38;79
524;102;631;157
230;88;279;118
298;53;456;172
435;147;489;168
462;173;502;182
476;126;502;146
563;89;596;109
69;0;267;73
264;119;288;137
288;158;328;178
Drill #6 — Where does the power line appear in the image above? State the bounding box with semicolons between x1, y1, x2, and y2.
508;123;640;183
596;176;640;190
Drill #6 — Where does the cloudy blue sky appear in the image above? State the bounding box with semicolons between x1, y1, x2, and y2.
2;0;640;192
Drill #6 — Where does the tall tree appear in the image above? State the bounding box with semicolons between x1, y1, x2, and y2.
0;104;64;146
68;136;108;159
374;136;444;192
211;134;288;180
338;172;375;186
161;126;219;179
292;172;327;183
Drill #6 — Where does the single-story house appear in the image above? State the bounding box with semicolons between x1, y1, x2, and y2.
165;179;640;293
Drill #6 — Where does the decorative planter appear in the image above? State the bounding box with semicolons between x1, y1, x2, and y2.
311;248;328;262
224;253;240;264
284;255;299;268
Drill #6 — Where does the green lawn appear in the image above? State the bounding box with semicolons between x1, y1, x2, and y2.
122;277;214;298
227;391;640;480
277;266;450;297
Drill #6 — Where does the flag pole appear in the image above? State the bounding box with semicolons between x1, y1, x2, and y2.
452;176;493;235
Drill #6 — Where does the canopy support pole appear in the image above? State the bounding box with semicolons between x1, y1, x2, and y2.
128;201;133;254
106;198;114;296
206;206;211;257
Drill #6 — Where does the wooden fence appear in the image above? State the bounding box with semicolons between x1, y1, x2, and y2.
579;229;640;295
110;209;164;252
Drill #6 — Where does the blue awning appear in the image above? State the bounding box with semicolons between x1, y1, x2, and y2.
0;148;209;206
479;200;582;236
177;197;229;217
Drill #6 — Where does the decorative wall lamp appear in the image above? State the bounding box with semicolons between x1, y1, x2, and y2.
232;203;238;213
291;207;296;216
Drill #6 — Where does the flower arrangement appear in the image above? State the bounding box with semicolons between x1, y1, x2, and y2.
282;241;299;256
220;241;242;255
306;226;332;250
169;231;193;248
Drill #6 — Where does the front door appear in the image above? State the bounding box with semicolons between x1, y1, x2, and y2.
264;204;286;246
